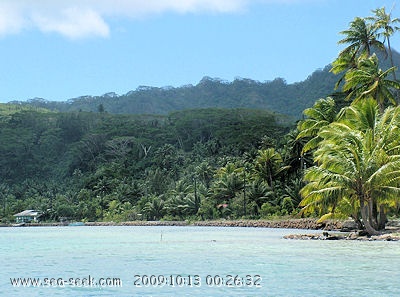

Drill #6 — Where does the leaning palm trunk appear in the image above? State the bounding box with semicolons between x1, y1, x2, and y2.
360;198;380;235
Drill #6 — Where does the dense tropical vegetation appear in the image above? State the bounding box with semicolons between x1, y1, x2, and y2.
2;7;400;235
0;106;298;223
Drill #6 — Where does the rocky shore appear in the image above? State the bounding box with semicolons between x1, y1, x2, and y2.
191;218;343;230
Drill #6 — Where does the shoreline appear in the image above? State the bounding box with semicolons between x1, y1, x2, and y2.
4;218;400;241
1;218;345;230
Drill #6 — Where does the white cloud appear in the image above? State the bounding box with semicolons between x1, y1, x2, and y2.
32;7;109;39
0;2;27;35
0;0;298;39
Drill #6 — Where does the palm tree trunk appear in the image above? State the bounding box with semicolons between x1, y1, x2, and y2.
387;38;397;81
360;198;380;235
267;167;274;190
368;200;379;230
377;204;387;230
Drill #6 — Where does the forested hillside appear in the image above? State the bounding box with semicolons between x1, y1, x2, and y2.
0;106;295;222
13;68;337;118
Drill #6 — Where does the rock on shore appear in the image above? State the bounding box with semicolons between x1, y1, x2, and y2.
283;232;400;241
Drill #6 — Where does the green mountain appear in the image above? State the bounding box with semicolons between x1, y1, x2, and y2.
10;67;336;119
9;49;400;119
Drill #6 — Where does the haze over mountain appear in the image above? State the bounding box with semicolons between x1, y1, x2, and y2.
10;49;400;119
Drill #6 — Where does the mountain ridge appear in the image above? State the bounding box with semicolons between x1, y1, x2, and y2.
9;48;400;119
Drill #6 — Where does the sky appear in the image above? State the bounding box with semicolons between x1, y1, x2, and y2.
0;0;399;102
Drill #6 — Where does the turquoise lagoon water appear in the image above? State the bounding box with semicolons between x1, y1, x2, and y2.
1;226;399;297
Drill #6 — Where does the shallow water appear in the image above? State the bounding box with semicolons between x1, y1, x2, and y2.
1;226;399;296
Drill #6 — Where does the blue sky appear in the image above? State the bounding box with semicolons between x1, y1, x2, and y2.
0;0;399;102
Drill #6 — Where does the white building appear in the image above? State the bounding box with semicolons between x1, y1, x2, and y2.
13;210;42;223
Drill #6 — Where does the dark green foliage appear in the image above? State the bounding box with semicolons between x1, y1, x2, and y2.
0;106;295;222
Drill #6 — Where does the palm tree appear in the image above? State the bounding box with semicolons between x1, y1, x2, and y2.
195;161;214;188
343;53;400;112
330;49;359;89
142;195;166;220
210;162;247;214
367;6;400;80
254;148;288;189
165;180;201;218
211;172;243;204
215;162;241;177
246;178;273;210
282;129;307;174
300;99;400;235
332;16;383;100
296;97;337;154
284;178;305;210
338;17;385;59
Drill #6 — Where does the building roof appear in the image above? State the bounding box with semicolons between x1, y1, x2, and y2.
13;210;41;217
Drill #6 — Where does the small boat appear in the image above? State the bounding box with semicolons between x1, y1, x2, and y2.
12;223;26;227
